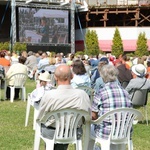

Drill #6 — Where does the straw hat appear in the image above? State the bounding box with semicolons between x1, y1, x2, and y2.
131;64;147;77
38;71;51;82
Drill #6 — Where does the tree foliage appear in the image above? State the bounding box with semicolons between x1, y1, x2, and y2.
135;32;149;57
0;42;27;53
12;42;27;53
0;42;10;51
111;28;123;58
84;30;100;56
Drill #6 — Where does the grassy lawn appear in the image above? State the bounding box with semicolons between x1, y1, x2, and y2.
0;79;150;150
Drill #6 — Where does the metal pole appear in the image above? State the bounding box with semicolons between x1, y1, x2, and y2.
70;0;75;53
11;0;17;47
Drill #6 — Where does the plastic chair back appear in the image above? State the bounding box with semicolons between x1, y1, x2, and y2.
76;86;94;103
11;73;27;87
34;109;91;150
91;108;143;150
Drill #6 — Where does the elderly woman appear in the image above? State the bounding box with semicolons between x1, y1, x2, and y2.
71;59;91;88
6;56;28;99
89;64;132;150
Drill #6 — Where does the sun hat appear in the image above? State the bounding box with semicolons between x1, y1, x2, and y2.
38;71;51;82
131;64;147;77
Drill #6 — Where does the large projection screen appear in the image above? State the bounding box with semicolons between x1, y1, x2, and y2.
18;7;69;44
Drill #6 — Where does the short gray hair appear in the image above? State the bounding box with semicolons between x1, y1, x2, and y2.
100;64;119;83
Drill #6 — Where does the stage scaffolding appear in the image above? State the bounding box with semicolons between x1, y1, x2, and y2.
10;0;88;53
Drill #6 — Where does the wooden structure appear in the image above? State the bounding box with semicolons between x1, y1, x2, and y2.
76;1;150;28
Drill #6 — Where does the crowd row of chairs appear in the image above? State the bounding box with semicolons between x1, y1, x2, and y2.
33;108;142;150
0;72;149;149
24;90;144;150
24;87;148;150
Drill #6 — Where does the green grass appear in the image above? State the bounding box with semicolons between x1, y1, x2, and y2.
0;79;150;150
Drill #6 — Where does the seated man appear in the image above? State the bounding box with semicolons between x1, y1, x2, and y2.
125;63;150;98
89;64;132;150
36;64;91;150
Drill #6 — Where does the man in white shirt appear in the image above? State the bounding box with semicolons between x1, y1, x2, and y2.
37;64;91;150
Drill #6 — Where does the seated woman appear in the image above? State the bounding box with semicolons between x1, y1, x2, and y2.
89;64;132;150
6;56;28;99
0;51;11;67
71;59;91;88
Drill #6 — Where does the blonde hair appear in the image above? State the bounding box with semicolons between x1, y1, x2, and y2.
49;57;56;65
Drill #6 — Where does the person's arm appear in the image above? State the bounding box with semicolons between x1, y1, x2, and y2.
125;80;133;93
91;93;101;120
92;111;98;120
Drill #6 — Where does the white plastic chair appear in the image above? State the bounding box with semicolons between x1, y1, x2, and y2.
76;86;94;103
34;109;91;150
131;89;149;125
50;72;56;87
4;73;28;102
91;108;143;150
25;93;39;130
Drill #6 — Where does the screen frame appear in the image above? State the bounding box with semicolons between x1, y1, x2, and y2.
17;6;70;45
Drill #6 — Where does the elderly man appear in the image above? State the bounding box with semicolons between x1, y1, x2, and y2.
89;64;132;150
25;51;37;79
37;64;91;150
125;63;150;98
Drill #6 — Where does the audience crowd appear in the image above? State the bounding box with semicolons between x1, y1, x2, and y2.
1;49;150;150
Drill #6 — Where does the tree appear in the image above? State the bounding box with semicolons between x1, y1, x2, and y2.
111;28;123;58
12;42;27;54
135;32;149;57
84;30;100;56
0;42;10;51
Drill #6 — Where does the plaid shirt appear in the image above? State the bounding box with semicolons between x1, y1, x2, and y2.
92;81;132;139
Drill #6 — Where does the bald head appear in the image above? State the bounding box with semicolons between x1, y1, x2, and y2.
54;64;73;83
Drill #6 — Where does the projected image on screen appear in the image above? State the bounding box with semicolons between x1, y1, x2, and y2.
18;7;69;44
